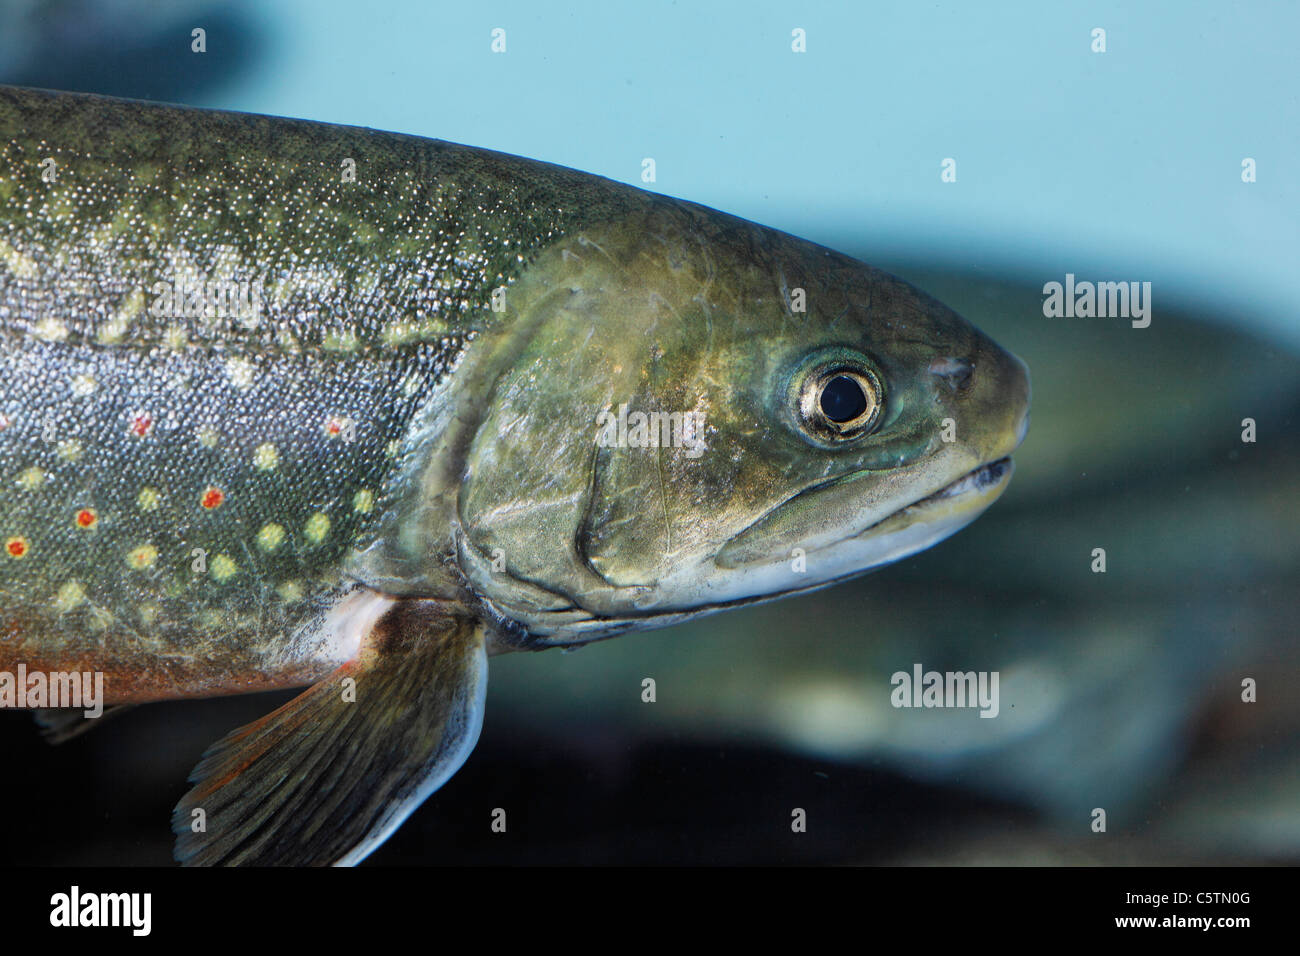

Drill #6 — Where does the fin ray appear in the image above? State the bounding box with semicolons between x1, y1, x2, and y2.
172;600;486;866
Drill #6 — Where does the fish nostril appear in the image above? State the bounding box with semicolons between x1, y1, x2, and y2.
928;356;974;392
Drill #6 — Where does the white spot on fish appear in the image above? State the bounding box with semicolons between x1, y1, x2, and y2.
226;358;256;389
33;317;68;342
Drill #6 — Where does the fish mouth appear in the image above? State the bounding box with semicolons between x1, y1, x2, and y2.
714;452;1016;576
838;455;1015;544
896;456;1013;514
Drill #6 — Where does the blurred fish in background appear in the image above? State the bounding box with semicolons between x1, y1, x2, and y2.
0;0;1294;865
0;0;258;101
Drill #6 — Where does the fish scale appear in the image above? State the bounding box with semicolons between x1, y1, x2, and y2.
0;335;450;692
0;85;612;696
0;85;1030;865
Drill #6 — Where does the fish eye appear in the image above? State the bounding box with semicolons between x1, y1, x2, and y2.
821;374;868;423
795;362;883;443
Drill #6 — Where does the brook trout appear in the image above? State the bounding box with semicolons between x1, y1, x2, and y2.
0;86;1029;865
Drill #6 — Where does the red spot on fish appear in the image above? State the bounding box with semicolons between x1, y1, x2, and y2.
201;487;225;510
75;509;98;529
5;536;29;558
325;417;344;437
130;412;154;437
0;414;10;431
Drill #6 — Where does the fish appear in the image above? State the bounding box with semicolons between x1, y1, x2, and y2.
0;85;1030;865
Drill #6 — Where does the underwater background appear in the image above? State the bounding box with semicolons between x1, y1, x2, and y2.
0;0;1296;864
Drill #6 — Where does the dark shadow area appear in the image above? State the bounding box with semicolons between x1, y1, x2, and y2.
0;694;1034;866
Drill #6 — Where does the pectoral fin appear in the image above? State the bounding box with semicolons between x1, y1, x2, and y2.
172;600;487;866
34;705;137;744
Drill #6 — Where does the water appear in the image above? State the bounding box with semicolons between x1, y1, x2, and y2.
0;0;1296;865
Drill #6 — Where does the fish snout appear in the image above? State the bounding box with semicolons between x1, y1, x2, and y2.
931;337;1031;464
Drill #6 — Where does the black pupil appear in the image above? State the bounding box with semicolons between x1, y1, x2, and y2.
820;375;868;424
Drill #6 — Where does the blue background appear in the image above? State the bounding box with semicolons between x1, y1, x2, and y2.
205;0;1299;345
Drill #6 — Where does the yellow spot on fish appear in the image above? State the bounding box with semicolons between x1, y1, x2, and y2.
127;544;158;569
352;489;375;514
304;512;330;544
210;554;238;582
54;580;86;612
0;238;38;279
276;580;304;603
17;467;45;490
71;373;97;397
117;287;146;321
322;331;359;352
164;326;188;351
88;606;115;631
257;523;286;552
97;319;128;345
196;425;220;448
226;358;256;389
33;317;69;342
138;603;159;626
385;440;401;459
98;288;145;345
57;439;82;462
382;322;416;347
252;442;280;470
136;487;161;511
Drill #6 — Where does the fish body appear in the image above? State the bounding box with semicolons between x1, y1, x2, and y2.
0;86;1029;864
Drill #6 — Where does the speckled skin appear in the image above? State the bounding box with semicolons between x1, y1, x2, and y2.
0;86;638;699
0;86;1031;714
0;86;1035;866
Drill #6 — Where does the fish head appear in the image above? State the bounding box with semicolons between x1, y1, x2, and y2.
456;200;1030;643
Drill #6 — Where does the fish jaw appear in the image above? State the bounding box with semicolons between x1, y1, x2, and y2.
704;457;1017;604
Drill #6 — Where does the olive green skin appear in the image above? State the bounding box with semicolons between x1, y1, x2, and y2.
0;85;1028;699
449;202;1028;642
0;85;639;697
